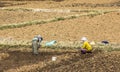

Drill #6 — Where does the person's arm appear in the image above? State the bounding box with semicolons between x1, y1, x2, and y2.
82;42;86;49
37;39;41;48
41;37;43;41
37;38;40;43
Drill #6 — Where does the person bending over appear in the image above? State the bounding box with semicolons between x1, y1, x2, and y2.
81;37;92;54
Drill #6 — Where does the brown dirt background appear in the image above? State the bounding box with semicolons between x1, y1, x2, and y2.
0;0;120;9
0;47;120;72
38;51;120;72
0;0;120;72
0;47;77;72
0;10;77;25
0;12;120;43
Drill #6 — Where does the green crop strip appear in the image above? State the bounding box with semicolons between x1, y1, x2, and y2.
0;10;114;30
0;39;120;52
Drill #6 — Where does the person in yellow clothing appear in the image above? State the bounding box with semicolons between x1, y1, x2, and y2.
81;37;92;54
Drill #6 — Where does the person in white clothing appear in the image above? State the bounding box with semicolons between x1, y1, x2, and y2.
32;35;43;55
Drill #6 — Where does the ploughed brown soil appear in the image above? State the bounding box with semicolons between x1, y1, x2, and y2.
0;0;120;72
0;47;120;72
0;47;76;72
38;51;120;72
0;10;77;25
0;0;120;9
0;12;120;43
0;0;119;43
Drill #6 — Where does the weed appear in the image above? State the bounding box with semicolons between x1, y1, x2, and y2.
56;17;65;21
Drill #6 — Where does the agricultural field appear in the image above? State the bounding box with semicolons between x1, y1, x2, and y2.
0;0;120;9
0;47;120;72
0;0;120;72
0;12;120;43
0;10;79;25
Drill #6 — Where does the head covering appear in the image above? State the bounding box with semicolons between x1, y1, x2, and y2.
35;34;43;42
81;37;87;41
34;35;41;38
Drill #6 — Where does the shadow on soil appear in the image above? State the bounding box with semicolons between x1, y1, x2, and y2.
0;47;103;72
0;0;64;7
64;1;120;8
38;0;64;2
0;1;27;7
0;48;72;71
37;49;103;72
52;0;64;2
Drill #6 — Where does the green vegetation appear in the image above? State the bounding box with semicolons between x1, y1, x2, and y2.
0;39;119;52
2;8;32;11
0;9;116;30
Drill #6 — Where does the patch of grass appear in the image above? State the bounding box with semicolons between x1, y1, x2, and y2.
0;39;120;52
0;44;30;48
107;47;120;52
3;8;32;11
94;45;120;52
68;15;77;19
4;8;17;11
56;17;65;21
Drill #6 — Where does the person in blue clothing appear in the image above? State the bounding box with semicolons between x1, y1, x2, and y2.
32;35;43;55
